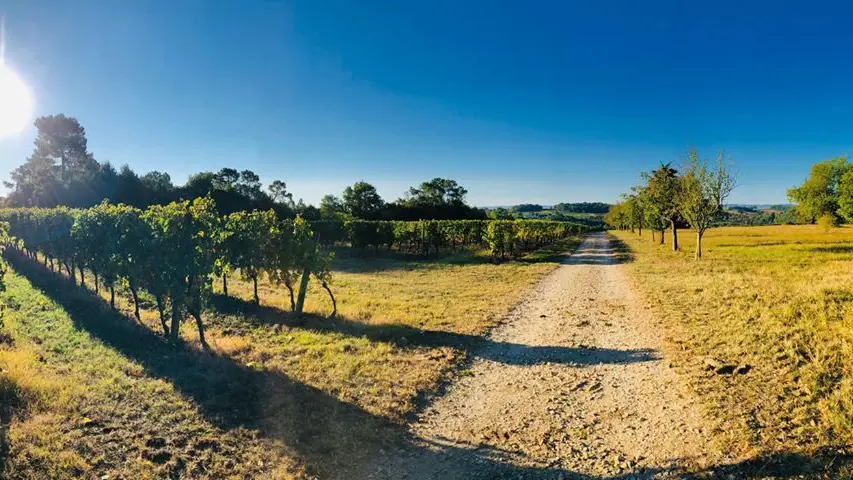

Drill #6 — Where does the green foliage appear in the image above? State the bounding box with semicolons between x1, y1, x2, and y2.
553;202;611;214
817;212;839;232
222;210;278;303
485;220;582;261
0;200;336;347
676;150;737;258
641;163;681;230
488;207;515;220
788;156;850;223
342;181;384;219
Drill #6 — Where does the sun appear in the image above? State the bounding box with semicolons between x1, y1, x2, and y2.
0;63;33;136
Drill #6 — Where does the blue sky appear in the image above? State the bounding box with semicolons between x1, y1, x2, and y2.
1;0;852;206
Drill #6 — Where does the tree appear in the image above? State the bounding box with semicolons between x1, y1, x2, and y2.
269;180;295;207
641;163;682;251
488;207;515;220
838;169;853;223
677;151;736;259
788;156;850;223
319;194;346;219
622;191;645;236
140;171;175;205
5;114;101;207
342;181;384;219
30;115;92;183
405;178;467;207
605;203;628;230
182;171;216;199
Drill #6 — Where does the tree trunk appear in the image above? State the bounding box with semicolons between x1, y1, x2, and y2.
190;308;209;350
129;282;141;322
638;224;642;236
222;275;228;296
80;268;86;287
671;221;679;251
294;268;311;315
285;283;295;311
109;285;115;309
696;231;703;259
651;231;655;242
252;275;260;304
155;295;169;336
170;300;181;343
321;281;337;318
94;274;100;294
659;229;665;245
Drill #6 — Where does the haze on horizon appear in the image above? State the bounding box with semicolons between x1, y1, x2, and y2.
1;1;852;207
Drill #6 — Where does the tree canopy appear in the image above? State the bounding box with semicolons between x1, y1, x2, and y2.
788;156;850;223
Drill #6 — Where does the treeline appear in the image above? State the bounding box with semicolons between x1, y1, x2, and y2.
606;150;736;259
717;208;796;227
3;115;485;221
788;155;853;226
311;219;588;259
553;202;611;214
0;200;333;349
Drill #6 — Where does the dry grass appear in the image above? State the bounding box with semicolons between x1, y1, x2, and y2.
613;225;853;459
208;249;568;420
0;238;581;478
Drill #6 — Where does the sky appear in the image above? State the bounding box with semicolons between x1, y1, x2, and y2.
1;0;852;206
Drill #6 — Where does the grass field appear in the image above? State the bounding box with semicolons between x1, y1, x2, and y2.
0;239;580;479
613;225;853;461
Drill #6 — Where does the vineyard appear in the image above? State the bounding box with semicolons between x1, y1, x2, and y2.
0;200;587;350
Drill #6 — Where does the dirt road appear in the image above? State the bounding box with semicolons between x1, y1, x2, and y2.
363;232;719;479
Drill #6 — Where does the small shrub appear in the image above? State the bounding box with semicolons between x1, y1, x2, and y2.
817;213;839;232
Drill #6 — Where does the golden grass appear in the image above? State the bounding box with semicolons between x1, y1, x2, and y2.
613;225;853;457
206;249;566;420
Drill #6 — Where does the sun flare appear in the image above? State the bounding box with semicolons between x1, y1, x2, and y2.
0;63;33;136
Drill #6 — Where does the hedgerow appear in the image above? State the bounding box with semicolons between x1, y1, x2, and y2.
309;219;586;258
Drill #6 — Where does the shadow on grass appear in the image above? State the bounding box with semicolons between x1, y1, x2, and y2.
5;251;853;478
810;244;853;254
210;294;657;367
603;233;635;264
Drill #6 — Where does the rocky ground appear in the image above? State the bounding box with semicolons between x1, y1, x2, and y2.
359;232;725;479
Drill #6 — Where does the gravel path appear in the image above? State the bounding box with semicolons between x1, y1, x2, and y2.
363;232;719;479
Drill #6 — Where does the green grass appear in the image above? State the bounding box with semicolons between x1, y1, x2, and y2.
613;225;853;462
0;236;582;478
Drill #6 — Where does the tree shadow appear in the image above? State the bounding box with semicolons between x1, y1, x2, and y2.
361;443;853;479
209;294;658;367
5;252;853;479
675;448;853;479
810;245;853;254
717;241;790;248
602;233;635;264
